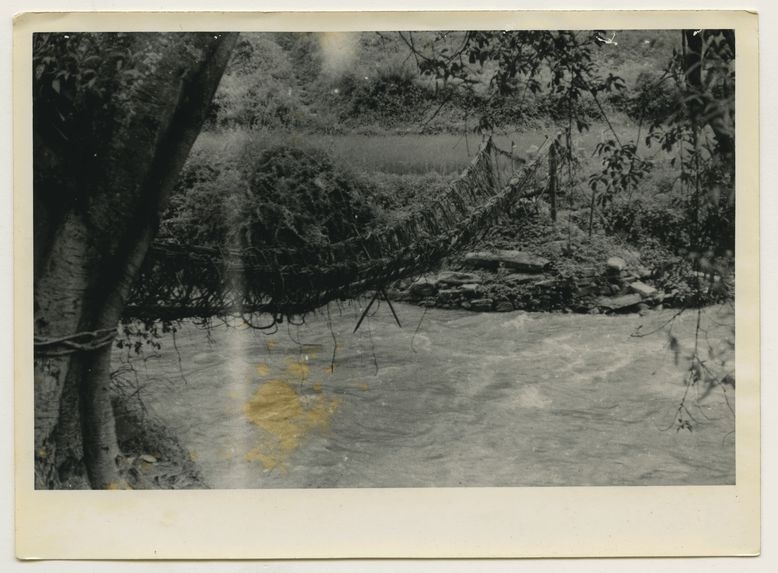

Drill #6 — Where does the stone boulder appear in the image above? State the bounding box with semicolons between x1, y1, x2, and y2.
606;256;627;272
577;266;600;278
436;270;482;285
628;281;658;298
597;293;642;311
574;284;598;297
469;298;494;311
504;273;538;285
463;250;549;273
436;289;460;304
636;266;652;279
409;277;437;298
459;283;483;297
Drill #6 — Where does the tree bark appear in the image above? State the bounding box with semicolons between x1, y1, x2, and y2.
34;32;238;489
548;143;558;223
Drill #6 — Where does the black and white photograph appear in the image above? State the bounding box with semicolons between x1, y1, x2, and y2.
30;26;741;492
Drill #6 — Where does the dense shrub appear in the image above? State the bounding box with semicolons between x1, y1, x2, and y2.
274;32;323;84
366;171;451;220
165;143;380;251
458;90;545;128
329;63;434;127
541;90;602;124
610;70;679;123
601;172;734;260
244;146;377;248
601;195;688;248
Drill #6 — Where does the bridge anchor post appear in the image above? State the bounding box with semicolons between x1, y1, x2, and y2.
353;289;402;333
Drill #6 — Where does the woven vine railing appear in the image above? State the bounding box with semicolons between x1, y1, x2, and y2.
125;137;547;324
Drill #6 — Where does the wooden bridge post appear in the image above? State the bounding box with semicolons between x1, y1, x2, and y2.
548;142;558;223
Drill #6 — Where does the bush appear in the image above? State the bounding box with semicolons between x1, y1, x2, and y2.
365;171;451;221
165;143;380;251
244;146;377;248
611;70;679;123
601;195;688;248
328;63;434;128
598;191;734;307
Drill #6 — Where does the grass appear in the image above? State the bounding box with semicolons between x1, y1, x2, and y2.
192;128;541;176
191;113;650;174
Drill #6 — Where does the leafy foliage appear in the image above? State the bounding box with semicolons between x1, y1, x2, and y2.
33;33;145;211
165;142;380;251
206;34;309;130
613;70;678;123
588;141;652;208
330;63;434;127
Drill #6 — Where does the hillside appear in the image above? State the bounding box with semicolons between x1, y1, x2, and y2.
205;30;681;134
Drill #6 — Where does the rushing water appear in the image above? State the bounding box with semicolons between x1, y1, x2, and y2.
129;302;735;488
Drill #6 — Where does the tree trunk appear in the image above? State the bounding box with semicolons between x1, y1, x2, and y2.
682;29;735;160
548;142;558;223
34;32;238;489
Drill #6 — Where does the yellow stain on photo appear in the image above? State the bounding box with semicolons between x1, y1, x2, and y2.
283;357;310;379
243;379;339;472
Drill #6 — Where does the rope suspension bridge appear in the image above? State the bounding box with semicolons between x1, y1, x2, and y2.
125;136;550;328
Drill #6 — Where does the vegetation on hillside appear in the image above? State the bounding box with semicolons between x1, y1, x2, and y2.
203;30;680;133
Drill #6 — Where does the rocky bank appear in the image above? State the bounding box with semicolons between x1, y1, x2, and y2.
390;248;674;315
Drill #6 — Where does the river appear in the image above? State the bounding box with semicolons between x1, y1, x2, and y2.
126;302;735;488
